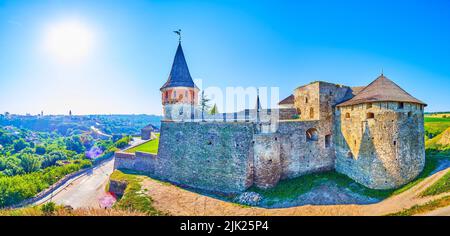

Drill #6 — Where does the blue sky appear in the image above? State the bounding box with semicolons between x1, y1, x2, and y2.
1;0;449;115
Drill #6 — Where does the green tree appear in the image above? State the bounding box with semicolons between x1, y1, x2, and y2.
18;153;42;173
200;91;211;122
42;151;68;168
35;146;46;155
65;136;85;154
0;156;6;171
97;140;113;151
115;136;131;149
3;157;24;176
209;104;219;115
0;130;13;145
13;139;28;153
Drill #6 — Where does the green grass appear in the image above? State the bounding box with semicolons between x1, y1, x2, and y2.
125;136;159;154
426;127;450;150
421;170;450;196
424;116;450;139
110;170;164;215
388;195;450;216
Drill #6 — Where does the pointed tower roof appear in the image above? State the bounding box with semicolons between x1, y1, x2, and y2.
337;74;426;107
160;43;197;90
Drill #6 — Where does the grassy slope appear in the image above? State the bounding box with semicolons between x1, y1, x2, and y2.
125;137;159;154
424;116;450;138
426;127;450;150
421;168;450;197
125;138;159;154
109;170;164;215
388;195;450;216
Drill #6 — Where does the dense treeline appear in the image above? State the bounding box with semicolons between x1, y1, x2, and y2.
0;123;134;208
0;114;160;136
0;160;92;207
0;127;87;176
0;126;125;177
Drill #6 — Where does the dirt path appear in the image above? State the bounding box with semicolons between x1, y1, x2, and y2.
140;167;450;216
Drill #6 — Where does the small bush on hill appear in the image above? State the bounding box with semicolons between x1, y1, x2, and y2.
41;202;56;216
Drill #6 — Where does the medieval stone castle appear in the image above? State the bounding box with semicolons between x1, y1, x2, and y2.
115;42;426;194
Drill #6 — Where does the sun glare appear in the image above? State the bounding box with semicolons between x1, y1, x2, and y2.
43;19;95;63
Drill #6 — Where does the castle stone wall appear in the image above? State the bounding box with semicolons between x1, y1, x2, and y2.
277;120;335;179
294;82;320;120
318;82;352;121
155;121;256;194
335;101;425;189
253;133;281;188
114;151;157;173
279;108;299;120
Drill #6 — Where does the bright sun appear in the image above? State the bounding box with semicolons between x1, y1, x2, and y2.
44;20;95;63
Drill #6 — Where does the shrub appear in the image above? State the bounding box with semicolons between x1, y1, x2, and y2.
114;136;131;149
41;202;56;216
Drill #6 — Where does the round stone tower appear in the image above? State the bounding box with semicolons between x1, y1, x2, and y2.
161;42;199;121
334;74;426;189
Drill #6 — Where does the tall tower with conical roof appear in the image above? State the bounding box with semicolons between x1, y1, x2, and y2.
160;42;199;121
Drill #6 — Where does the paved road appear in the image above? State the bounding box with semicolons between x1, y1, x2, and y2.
35;158;115;209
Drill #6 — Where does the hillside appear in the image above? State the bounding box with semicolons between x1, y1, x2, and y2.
426;127;450;150
424;115;450;140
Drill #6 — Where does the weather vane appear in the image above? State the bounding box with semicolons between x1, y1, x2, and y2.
173;29;182;42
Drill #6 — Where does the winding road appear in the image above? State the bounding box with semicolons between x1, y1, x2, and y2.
34;158;115;208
